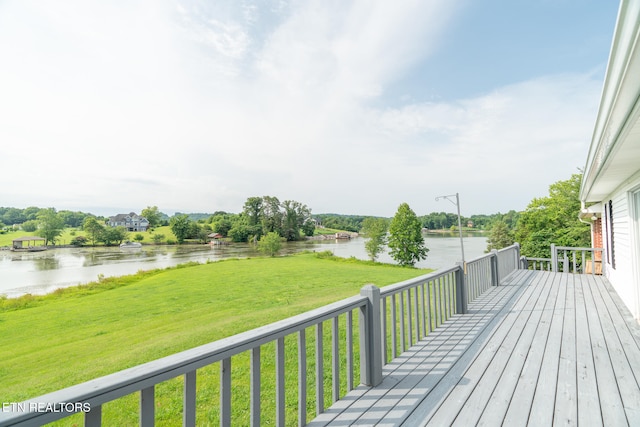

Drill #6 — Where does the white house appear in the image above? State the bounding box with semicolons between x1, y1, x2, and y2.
580;0;640;319
108;212;150;232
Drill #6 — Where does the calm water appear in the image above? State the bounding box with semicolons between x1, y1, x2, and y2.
0;233;487;298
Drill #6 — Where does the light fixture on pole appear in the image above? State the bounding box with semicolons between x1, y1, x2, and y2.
435;192;465;264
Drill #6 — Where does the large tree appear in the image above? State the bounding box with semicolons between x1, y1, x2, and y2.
281;200;311;241
83;216;105;246
37;208;64;245
388;203;428;267
361;217;388;261
486;220;514;251
141;206;162;229
515;173;590;258
170;214;192;244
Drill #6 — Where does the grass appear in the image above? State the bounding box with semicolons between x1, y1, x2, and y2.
0;226;179;247
0;252;430;426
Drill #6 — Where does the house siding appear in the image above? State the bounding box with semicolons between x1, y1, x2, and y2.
602;174;640;319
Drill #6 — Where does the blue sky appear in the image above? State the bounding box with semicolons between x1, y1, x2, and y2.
0;0;620;217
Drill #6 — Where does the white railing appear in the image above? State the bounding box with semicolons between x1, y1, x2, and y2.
520;245;604;275
0;247;522;427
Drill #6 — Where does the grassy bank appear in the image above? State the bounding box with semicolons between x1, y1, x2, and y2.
0;226;180;247
1;252;429;426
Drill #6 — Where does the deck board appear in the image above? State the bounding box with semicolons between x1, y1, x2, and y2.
308;270;640;427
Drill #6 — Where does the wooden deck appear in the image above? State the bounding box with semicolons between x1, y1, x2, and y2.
308;269;640;426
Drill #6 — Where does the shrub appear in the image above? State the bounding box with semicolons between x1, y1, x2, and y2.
257;232;283;257
70;236;88;247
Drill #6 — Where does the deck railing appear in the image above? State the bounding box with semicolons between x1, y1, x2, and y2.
0;244;522;427
520;245;604;275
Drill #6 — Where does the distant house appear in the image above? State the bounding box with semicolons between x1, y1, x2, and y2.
580;0;640;320
108;212;149;232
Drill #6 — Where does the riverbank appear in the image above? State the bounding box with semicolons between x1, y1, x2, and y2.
0;235;488;298
1;252;430;425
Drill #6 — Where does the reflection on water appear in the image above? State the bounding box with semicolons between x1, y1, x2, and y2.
0;233;487;298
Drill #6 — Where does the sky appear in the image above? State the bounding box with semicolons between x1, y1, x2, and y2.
0;0;621;218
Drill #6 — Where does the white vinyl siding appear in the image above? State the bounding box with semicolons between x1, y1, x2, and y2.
603;176;640;318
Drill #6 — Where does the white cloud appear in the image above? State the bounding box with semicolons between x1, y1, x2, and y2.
0;0;604;217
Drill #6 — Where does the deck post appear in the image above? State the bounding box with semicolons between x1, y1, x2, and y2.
455;263;468;314
490;250;499;286
360;285;382;387
514;243;521;268
551;244;558;272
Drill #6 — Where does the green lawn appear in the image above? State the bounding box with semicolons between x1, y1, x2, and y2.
1;252;429;426
0;226;179;247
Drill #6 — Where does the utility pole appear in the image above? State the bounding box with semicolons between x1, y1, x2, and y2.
435;192;465;264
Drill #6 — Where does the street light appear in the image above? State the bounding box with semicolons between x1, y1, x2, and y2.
435;192;465;264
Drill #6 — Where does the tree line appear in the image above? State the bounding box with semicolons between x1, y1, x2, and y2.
1;173;591;258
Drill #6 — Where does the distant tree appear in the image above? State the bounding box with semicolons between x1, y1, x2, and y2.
83;216;105;246
134;233;144;242
361;217;388;261
228;217;254;243
243;197;264;228
486;220;514;251
281;200;311;241
152;233;165;244
37;208;64;245
515;173;590;258
100;226;128;246
257;232;283;257
302;218;316;236
212;217;234;237
21;220;38;232
388;203;428;267
141;206;162;229
2;208;26;225
23;206;41;221
58;210;88;227
261;196;283;236
170;214;192;244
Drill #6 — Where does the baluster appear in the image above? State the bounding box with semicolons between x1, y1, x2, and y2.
184;371;196;427
420;283;427;338
251;347;261;427
332;316;339;403
414;286;421;341
315;323;324;414
426;281;432;334
381;297;388;364
399;291;406;352
391;294;397;358
221;358;231;427
346;310;353;391
406;289;413;347
140;386;154;427
85;404;101;427
276;338;285;427
298;330;307;427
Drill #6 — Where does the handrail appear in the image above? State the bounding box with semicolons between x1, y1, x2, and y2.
0;295;370;427
0;244;524;427
521;245;604;275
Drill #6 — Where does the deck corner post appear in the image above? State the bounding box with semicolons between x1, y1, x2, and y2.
551;244;558;272
454;263;468;314
490;249;499;286
514;243;521;268
359;284;382;387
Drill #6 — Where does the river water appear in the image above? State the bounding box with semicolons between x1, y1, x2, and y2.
0;233;487;298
